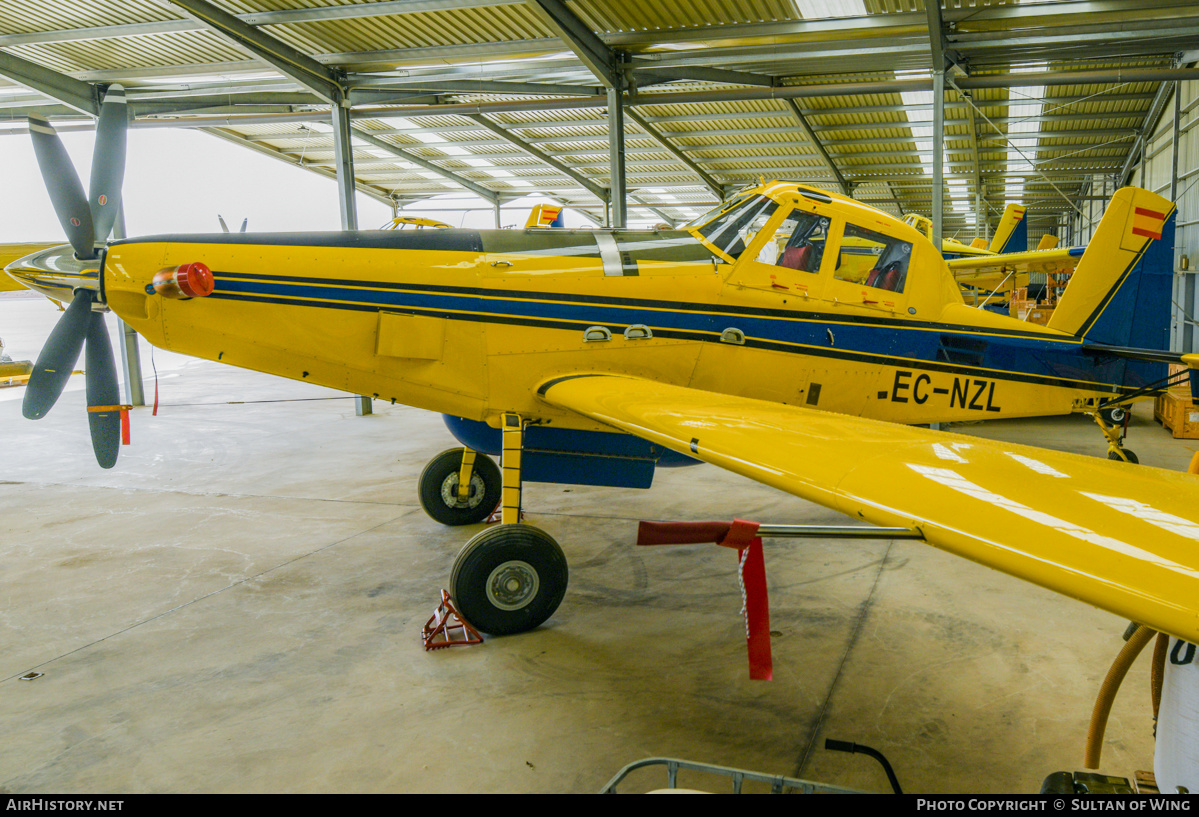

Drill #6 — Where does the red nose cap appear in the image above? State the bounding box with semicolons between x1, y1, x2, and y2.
175;262;214;297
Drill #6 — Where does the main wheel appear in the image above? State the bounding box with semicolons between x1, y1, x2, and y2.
1108;449;1139;464
1099;406;1128;425
450;524;568;635
418;448;501;526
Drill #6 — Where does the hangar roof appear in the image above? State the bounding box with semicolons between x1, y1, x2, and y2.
1;0;1196;237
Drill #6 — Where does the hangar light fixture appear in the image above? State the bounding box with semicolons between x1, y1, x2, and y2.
792;0;868;19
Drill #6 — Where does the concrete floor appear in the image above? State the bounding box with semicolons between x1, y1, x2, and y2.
2;291;1195;794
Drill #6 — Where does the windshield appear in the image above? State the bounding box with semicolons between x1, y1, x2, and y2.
690;194;778;260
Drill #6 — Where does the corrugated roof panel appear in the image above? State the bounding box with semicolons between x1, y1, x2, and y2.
6;31;248;74
571;0;801;33
261;4;556;55
0;0;180;34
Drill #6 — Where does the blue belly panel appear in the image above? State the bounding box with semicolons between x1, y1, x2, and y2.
442;415;699;489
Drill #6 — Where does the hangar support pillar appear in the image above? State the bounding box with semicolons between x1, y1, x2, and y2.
113;207;145;407
932;69;945;251
608;86;627;228
332;100;372;417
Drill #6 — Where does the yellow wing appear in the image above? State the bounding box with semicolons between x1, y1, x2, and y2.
947;246;1083;280
539;373;1199;642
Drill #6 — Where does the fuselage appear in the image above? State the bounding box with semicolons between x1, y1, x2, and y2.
80;183;1137;434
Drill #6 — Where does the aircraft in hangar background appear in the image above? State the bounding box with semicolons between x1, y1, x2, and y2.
903;203;1081;310
7;86;1199;675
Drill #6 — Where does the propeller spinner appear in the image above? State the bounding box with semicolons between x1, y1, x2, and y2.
22;85;129;468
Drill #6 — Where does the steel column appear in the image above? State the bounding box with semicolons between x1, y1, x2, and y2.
932;69;945;250
1172;84;1187;353
112;206;145;407
608;86;627;228
331;104;358;232
1171;82;1181;204
332;103;372;416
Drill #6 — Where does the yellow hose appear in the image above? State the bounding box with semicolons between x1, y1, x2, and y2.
1084;624;1156;769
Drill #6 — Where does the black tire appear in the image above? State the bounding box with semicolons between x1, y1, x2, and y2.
1099;406;1128;425
1108;449;1139;464
450;524;568;635
418;448;501;526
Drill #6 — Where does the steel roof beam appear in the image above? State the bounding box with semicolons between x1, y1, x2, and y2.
783;99;850;196
0;50;96;114
351;127;499;203
624;108;722;199
462;113;607;202
344;76;603;97
9;1;1189;52
527;0;622;90
632;65;777;88
926;0;948;71
162;0;345;104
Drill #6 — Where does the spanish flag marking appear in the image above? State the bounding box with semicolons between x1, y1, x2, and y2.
1011;207;1025;221
1131;207;1165;241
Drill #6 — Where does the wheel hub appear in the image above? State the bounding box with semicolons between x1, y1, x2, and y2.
440;473;485;509
485;560;539;611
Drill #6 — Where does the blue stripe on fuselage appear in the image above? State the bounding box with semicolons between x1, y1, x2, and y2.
212;275;1129;390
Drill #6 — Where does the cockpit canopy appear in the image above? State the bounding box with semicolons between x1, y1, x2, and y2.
686;182;961;312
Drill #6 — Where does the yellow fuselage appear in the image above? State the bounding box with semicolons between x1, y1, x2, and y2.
98;234;1119;433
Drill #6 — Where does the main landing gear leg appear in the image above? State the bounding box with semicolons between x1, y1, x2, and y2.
1094;410;1138;464
448;413;568;636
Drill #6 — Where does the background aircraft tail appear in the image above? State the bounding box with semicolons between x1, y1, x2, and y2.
1046;187;1176;385
526;203;565;228
988;203;1027;253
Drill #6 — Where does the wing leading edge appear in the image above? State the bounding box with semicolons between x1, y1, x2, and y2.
538;374;1199;642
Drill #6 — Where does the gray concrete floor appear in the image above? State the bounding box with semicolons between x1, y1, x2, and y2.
2;291;1195;794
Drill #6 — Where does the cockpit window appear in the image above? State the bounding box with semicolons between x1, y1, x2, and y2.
834;223;913;293
762;212;830;272
690;194;778;260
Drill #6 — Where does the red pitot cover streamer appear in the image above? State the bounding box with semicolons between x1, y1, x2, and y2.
637;518;773;680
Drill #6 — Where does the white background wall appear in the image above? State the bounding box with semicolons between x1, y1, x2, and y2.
1068;79;1199;353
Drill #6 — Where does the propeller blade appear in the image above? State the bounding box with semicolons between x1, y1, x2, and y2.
85;311;121;469
218;215;230;233
22;290;93;420
239;218;247;233
89;84;128;243
28;115;95;259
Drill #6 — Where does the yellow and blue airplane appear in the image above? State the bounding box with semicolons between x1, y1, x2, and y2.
903;201;1032;262
7;87;1199;657
902;203;1055;308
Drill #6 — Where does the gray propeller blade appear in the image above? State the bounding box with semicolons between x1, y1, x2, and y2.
239;218;247;233
22;290;93;420
218;215;230;233
85;311;121;469
28;115;95;259
88;84;127;244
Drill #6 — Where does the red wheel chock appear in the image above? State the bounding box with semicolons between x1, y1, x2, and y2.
422;589;483;650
